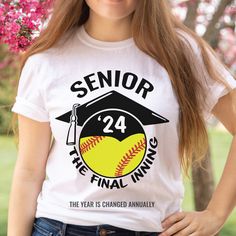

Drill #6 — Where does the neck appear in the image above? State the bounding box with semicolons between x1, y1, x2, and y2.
84;11;133;42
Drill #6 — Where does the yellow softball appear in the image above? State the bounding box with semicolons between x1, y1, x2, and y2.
79;133;146;178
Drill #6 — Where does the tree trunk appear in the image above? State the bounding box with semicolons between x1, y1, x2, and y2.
192;148;215;211
203;0;234;44
184;0;200;29
192;149;220;236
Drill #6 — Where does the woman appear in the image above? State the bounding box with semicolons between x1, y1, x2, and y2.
8;0;236;235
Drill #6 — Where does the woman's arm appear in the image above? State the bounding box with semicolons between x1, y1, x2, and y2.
160;88;236;236
206;88;236;220
8;114;52;236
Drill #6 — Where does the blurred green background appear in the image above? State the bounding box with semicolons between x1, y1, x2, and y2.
0;128;236;236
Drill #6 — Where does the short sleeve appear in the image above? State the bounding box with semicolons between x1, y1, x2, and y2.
176;29;236;121
11;56;50;122
201;48;236;121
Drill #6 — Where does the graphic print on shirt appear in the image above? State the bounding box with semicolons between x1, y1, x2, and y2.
55;72;169;189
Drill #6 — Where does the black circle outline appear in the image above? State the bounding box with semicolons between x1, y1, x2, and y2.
78;108;147;179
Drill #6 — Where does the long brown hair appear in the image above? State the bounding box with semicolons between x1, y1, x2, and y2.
17;0;235;174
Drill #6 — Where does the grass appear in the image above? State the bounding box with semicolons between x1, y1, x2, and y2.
0;128;236;235
0;136;17;236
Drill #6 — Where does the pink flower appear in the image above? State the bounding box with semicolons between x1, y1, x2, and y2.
0;0;53;52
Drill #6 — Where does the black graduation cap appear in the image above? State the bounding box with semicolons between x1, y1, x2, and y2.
56;91;169;145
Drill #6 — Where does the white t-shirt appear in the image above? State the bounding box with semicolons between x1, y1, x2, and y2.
11;24;236;232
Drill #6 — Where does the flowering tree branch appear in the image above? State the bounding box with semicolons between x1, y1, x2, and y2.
0;0;53;52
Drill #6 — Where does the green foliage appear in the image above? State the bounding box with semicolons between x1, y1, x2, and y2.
0;136;17;236
0;46;18;135
0;81;16;135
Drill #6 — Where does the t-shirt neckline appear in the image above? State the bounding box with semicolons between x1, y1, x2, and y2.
76;24;135;50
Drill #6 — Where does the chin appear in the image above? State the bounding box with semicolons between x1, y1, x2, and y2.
86;0;137;20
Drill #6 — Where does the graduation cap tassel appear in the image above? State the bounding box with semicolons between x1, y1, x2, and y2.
66;103;80;145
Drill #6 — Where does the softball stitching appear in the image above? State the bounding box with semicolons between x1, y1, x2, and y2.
80;136;106;154
114;137;146;177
